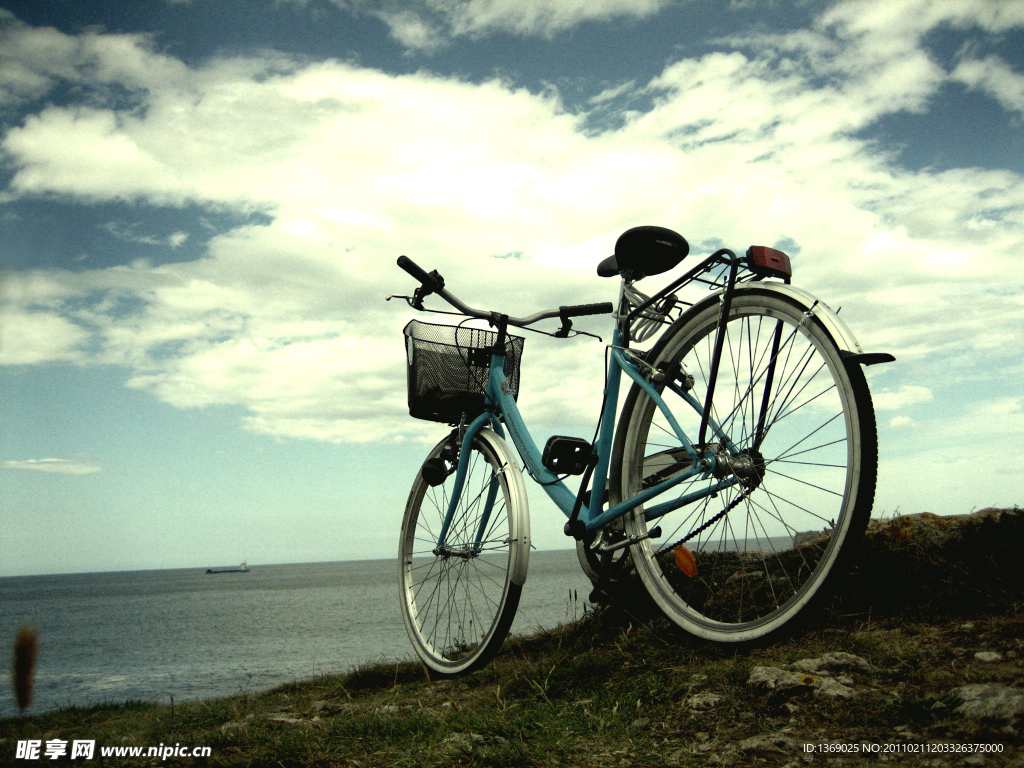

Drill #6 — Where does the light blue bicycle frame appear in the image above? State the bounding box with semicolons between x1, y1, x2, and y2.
433;324;745;554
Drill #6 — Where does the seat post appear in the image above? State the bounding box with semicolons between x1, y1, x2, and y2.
615;278;632;345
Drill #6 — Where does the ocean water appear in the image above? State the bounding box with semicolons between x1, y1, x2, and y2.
1;550;593;718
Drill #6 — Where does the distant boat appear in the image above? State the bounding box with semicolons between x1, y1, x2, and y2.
206;562;250;574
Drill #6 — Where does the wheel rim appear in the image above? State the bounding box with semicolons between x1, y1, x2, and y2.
622;297;866;639
399;433;525;672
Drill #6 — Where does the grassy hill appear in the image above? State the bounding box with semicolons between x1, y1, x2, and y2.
3;507;1022;767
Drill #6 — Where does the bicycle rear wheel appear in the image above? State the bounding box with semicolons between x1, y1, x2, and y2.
615;290;877;644
398;428;529;674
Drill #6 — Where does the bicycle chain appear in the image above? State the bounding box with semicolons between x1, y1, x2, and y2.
667;489;750;550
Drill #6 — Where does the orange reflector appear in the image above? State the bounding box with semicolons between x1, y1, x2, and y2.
673;544;698;577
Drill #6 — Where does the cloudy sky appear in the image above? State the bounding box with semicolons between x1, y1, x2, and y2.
1;0;1022;576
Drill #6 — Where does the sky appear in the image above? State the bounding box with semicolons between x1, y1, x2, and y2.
1;0;1022;577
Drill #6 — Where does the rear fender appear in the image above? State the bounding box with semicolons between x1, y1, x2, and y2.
663;283;886;363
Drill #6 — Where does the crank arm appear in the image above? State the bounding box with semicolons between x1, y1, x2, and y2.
593;526;662;555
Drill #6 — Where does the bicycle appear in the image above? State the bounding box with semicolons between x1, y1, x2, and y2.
389;225;893;675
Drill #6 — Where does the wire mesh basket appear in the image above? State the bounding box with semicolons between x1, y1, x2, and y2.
403;320;525;424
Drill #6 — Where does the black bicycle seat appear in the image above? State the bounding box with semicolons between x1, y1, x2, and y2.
598;226;689;280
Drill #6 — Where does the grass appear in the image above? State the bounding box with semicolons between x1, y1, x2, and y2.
3;507;1023;766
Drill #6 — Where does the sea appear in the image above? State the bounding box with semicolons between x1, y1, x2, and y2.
0;550;593;718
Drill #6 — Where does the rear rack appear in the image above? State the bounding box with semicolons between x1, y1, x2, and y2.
623;247;791;345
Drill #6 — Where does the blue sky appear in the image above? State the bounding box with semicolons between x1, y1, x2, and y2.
1;0;1022;576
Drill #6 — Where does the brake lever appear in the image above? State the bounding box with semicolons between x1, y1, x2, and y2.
385;294;419;309
552;325;602;343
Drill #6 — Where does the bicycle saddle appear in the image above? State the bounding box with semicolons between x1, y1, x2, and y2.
598;226;689;280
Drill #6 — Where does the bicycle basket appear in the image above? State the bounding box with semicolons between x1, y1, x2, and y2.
403;320;525;424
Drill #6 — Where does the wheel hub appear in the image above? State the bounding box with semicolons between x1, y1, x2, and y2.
434;544;476;559
714;447;766;489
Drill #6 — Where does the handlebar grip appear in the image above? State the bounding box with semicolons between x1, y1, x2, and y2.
397;255;442;291
560;302;614;317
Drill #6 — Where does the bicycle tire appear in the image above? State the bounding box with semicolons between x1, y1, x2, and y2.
398;428;530;674
614;289;877;644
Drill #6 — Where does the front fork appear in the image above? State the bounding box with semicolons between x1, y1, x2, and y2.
432;414;504;559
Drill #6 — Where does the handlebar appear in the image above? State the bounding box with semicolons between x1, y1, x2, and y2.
559;302;615;318
397;255;443;293
397;255;613;328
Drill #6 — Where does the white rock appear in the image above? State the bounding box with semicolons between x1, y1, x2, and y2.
266;713;305;726
791;652;874;673
974;651;1003;663
752;667;822;690
737;732;801;753
951;684;1024;720
814;677;856;699
749;666;787;687
685;693;723;710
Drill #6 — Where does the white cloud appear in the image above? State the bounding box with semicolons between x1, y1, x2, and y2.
444;0;672;38
873;385;934;412
1;2;1023;449
372;9;446;53
103;221;190;248
2;458;102;475
344;0;675;51
0;297;90;366
0;9;187;108
953;54;1024;117
818;0;1024;40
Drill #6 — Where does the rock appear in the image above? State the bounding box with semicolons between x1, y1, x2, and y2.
748;665;785;687
974;651;1003;663
814;677;856;699
791;652;874;673
736;731;801;753
950;684;1024;721
748;666;816;690
748;663;858;698
685;693;723;710
265;713;306;726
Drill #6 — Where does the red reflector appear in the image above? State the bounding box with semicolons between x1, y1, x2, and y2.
674;544;698;577
747;246;792;279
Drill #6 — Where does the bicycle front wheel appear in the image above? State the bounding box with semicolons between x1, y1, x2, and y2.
398;428;530;675
615;290;877;644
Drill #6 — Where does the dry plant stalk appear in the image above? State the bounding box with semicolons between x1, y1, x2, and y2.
13;624;38;713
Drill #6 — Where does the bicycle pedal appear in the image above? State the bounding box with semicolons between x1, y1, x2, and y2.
542;436;593;475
